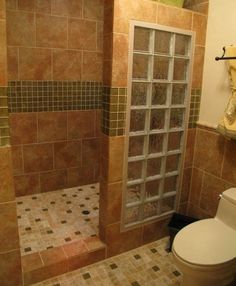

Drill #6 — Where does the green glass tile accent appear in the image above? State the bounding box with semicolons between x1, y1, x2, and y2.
188;88;201;129
101;86;127;136
8;81;103;113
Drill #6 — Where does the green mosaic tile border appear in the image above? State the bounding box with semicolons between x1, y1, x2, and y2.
8;81;103;113
188;88;201;128
0;87;10;146
102;87;127;136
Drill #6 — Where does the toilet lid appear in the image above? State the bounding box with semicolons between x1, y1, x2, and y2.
173;219;236;266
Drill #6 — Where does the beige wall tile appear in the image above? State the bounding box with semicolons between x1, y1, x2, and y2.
0;202;19;252
0;147;15;203
192;13;207;46
0;249;22;286
0;0;6;19
6;10;35;46
51;0;82;17
157;4;192;30
192;46;205;89
7;46;18;80
68;18;96;50
36;14;67;49
19;47;52;80
83;0;104;20
0;20;7;86
53;49;82;80
82;51;103;81
11;145;23;175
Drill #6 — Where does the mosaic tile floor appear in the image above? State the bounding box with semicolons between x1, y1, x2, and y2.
16;183;99;256
32;237;182;286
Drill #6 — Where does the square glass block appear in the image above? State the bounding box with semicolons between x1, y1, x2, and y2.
149;133;165;154
143;201;159;219
147;157;162;177
152;83;168;106
164;176;177;194
175;34;190;56
169;108;184;129
134;27;151;52
128;160;143;181
130;110;146;132
126;184;142;204
155;30;171;54
153;56;170;80
131;82;148;106
124;206;140;224
145;179;161;198
129;136;145;157
166;154;179;173
161;196;175;214
172;84;186;105
168;132;182;151
173;58;188;81
150;109;166;131
133;54;149;79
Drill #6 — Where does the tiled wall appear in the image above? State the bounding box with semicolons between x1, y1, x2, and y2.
10;110;101;196
0;1;22;285
6;0;104;193
6;0;103;82
183;0;208;15
182;125;236;219
100;0;208;258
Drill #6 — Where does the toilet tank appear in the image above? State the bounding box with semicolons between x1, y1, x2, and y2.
216;188;236;230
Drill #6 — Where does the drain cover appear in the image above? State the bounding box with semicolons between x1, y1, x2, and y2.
82;210;90;215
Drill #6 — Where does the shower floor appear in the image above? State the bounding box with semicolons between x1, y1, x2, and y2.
16;183;99;256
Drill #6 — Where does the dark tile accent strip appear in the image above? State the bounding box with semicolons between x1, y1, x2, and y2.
188;88;201;128
8;81;103;113
0;87;10;146
102;86;127;136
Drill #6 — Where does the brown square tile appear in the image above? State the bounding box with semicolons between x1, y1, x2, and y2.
84;236;105;252
83;0;104;20
54;140;82;169
189;167;203;205
9;113;37;145
192;46;205;89
36;14;67;48
82;51;103;82
21;252;43;273
23;143;53;172
222;139;236;185
63;240;88;257
40;246;67;265
0;202;19;252
200;173;232;217
40;169;67;192
194;128;225;176
19;47;52;80
36;0;51;13
184;128;196;168
14;173;40;196
7;46;18;80
82;138;100;167
157;4;192;30
180;167;191;203
6;10;35;46
142;218;169;245
0;147;15;203
53;50;82;80
0;250;22;286
68;110;95;140
11;145;23;175
51;0;82;17
18;0;35;11
192;13;207;46
68;18;96;50
0;0;6;19
67;166;96;187
0;21;7;86
38;112;67;143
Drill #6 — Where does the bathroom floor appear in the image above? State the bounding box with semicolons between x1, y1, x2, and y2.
16;183;99;256
32;237;181;286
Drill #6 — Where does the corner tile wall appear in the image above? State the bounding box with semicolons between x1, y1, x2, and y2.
186;125;236;219
6;0;104;195
0;1;22;285
100;0;208;257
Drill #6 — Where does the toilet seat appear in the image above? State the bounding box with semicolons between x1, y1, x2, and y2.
172;218;236;266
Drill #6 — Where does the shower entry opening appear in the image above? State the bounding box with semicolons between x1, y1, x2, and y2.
122;21;194;230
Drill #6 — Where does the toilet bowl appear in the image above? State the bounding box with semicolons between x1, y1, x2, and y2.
172;188;236;286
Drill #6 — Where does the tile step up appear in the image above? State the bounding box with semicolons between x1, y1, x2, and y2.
21;236;106;286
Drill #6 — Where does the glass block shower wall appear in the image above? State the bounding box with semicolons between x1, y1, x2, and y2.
122;23;194;228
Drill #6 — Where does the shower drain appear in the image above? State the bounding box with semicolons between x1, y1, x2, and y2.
82;210;90;215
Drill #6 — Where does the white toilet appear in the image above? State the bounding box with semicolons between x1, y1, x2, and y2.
172;188;236;286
